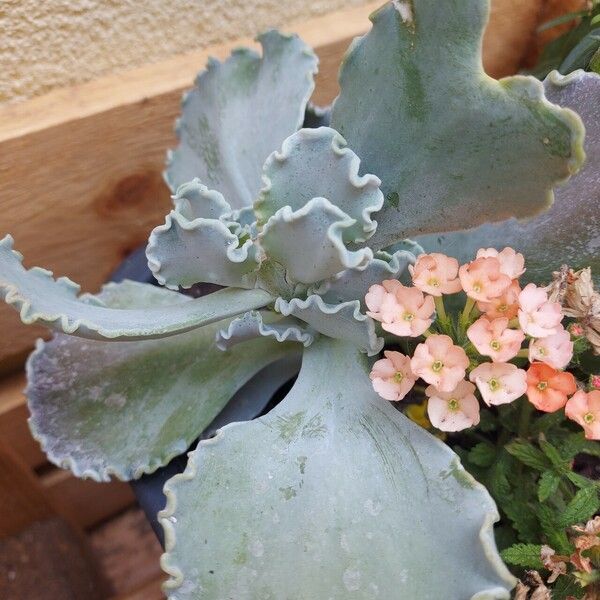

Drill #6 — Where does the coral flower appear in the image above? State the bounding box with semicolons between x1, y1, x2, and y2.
526;362;577;412
518;283;563;338
591;375;600;390
565;390;600;440
476;247;525;280
408;253;462;296
477;280;521;320
365;280;435;337
458;257;511;302
369;351;417;401
469;362;527;406
467;316;525;362
425;380;480;432
411;335;469;392
528;327;574;369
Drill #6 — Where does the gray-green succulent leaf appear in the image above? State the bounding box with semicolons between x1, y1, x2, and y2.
309;249;416;307
258;198;373;286
25;281;295;481
146;209;260;290
0;235;273;340
254;126;384;243
159;337;516;599
274;295;383;356
331;1;586;249
165;30;318;207
417;69;600;283
215;311;315;351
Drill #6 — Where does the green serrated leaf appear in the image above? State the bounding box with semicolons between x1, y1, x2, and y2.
558;432;588;459
468;442;497;467
504;498;541;542
538;471;561;502
488;452;513;504
539;439;569;473
500;543;544;569
551;575;586;600
505;440;551;472
579;439;600;458
531;411;568;435
566;471;597;490
537;504;573;554
559;486;600;527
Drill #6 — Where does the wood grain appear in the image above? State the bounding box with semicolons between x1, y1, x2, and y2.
89;507;163;597
0;373;45;468
0;518;110;599
0;440;54;538
41;468;135;530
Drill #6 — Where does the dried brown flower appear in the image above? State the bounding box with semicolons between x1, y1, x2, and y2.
547;267;600;355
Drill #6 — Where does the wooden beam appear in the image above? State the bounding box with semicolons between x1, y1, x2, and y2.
0;373;46;468
0;440;54;538
41;469;135;531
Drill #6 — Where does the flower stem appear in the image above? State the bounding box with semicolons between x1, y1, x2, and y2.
422;329;434;338
434;295;447;322
459;297;476;330
518;398;534;438
516;348;529;359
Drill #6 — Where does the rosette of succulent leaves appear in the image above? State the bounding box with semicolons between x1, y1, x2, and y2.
1;1;599;598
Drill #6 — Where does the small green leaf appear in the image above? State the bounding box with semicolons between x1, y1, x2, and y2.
538;471;561;502
559;486;600;527
537;504;573;554
500;544;544;569
468;442;497;467
539;439;569;473
566;471;597;490
503;498;541;542
505;440;551;472
531;411;566;435
579;439;600;458
551;575;586;600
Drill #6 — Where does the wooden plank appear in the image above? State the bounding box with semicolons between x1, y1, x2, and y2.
0;517;111;599
0;372;46;469
0;439;54;538
112;575;164;600
0;0;548;371
41;468;136;531
89;507;163;597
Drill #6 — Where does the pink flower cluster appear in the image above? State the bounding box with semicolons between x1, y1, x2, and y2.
367;249;598;438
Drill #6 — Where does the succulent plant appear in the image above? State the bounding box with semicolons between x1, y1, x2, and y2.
1;1;598;598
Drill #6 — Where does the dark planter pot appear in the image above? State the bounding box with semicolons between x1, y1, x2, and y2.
109;246;299;545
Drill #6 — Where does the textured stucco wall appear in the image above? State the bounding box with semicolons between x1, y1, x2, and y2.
1;0;371;104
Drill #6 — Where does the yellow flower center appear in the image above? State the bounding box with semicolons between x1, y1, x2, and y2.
472;282;483;293
403;312;415;322
393;372;404;384
432;360;443;373
490;340;501;351
538;347;546;356
427;277;440;288
497;303;508;313
447;398;460;411
537;381;548;391
488;378;501;392
584;412;595;424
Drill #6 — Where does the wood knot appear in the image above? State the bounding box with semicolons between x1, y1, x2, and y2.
94;170;165;217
